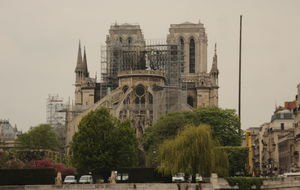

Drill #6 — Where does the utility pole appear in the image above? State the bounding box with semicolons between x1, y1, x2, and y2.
239;15;243;128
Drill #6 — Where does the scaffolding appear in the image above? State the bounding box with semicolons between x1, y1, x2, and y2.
101;41;183;87
46;94;66;128
100;40;187;118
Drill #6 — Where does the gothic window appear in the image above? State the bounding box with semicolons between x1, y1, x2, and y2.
128;37;132;45
135;97;140;104
189;38;195;73
187;96;194;107
149;93;153;104
119;37;123;43
141;96;145;104
135;84;145;97
179;38;184;73
281;123;284;130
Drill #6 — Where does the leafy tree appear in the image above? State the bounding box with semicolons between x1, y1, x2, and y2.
0;150;10;168
192;107;241;146
143;107;242;166
53;124;66;153
221;146;249;176
158;125;228;177
71;107;138;173
16;124;60;151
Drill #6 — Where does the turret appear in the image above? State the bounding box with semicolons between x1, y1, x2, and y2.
75;41;89;83
82;46;89;78
210;43;219;86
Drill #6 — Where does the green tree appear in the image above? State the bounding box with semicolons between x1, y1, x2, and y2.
158;125;228;177
221;146;249;176
16;124;60;151
70;107;138;173
192;107;241;146
143;107;242;166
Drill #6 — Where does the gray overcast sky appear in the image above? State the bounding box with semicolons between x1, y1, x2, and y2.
1;0;300;131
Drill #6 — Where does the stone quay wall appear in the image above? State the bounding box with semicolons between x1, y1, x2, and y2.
2;176;300;190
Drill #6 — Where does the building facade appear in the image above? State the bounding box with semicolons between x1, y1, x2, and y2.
0;119;21;149
65;22;219;152
247;83;300;176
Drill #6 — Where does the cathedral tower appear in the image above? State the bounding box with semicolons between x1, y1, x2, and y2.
167;22;218;107
74;42;95;107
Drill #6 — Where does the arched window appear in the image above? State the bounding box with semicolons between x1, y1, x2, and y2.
135;84;145;97
187;96;194;107
189;38;195;73
119;37;123;43
149;93;153;104
141;96;145;104
135;97;140;104
128;37;132;45
179;38;184;73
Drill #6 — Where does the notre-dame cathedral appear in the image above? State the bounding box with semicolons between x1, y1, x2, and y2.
65;21;219;151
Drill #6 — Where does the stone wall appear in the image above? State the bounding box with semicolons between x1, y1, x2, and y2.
0;183;212;190
3;177;300;190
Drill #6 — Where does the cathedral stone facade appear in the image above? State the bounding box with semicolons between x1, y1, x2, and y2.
65;22;219;152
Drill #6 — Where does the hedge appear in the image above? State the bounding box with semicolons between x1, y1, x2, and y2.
0;168;56;185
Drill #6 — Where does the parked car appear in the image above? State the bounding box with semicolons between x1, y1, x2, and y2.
172;173;185;183
195;174;203;182
79;175;93;184
63;175;77;184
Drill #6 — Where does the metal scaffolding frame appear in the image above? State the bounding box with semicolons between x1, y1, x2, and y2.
100;40;187;117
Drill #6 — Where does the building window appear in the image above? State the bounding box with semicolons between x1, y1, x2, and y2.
135;84;145;97
179;38;184;73
119;37;123;43
135;97;140;104
128;37;132;45
281;123;284;130
149;93;153;104
141;96;145;104
189;38;195;73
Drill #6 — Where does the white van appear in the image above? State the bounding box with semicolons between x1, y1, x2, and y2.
63;175;77;184
172;173;185;182
79;175;93;184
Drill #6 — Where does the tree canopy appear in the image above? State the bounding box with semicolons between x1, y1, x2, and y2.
70;107;138;173
143;106;242;167
16;124;60;151
158;125;228;177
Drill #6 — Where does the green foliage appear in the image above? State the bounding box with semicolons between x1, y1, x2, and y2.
71;107;138;173
225;177;266;190
143;107;242;167
158;125;228;177
221;146;249;176
193;107;241;146
16;124;60;151
53;124;66;153
0;150;10;168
